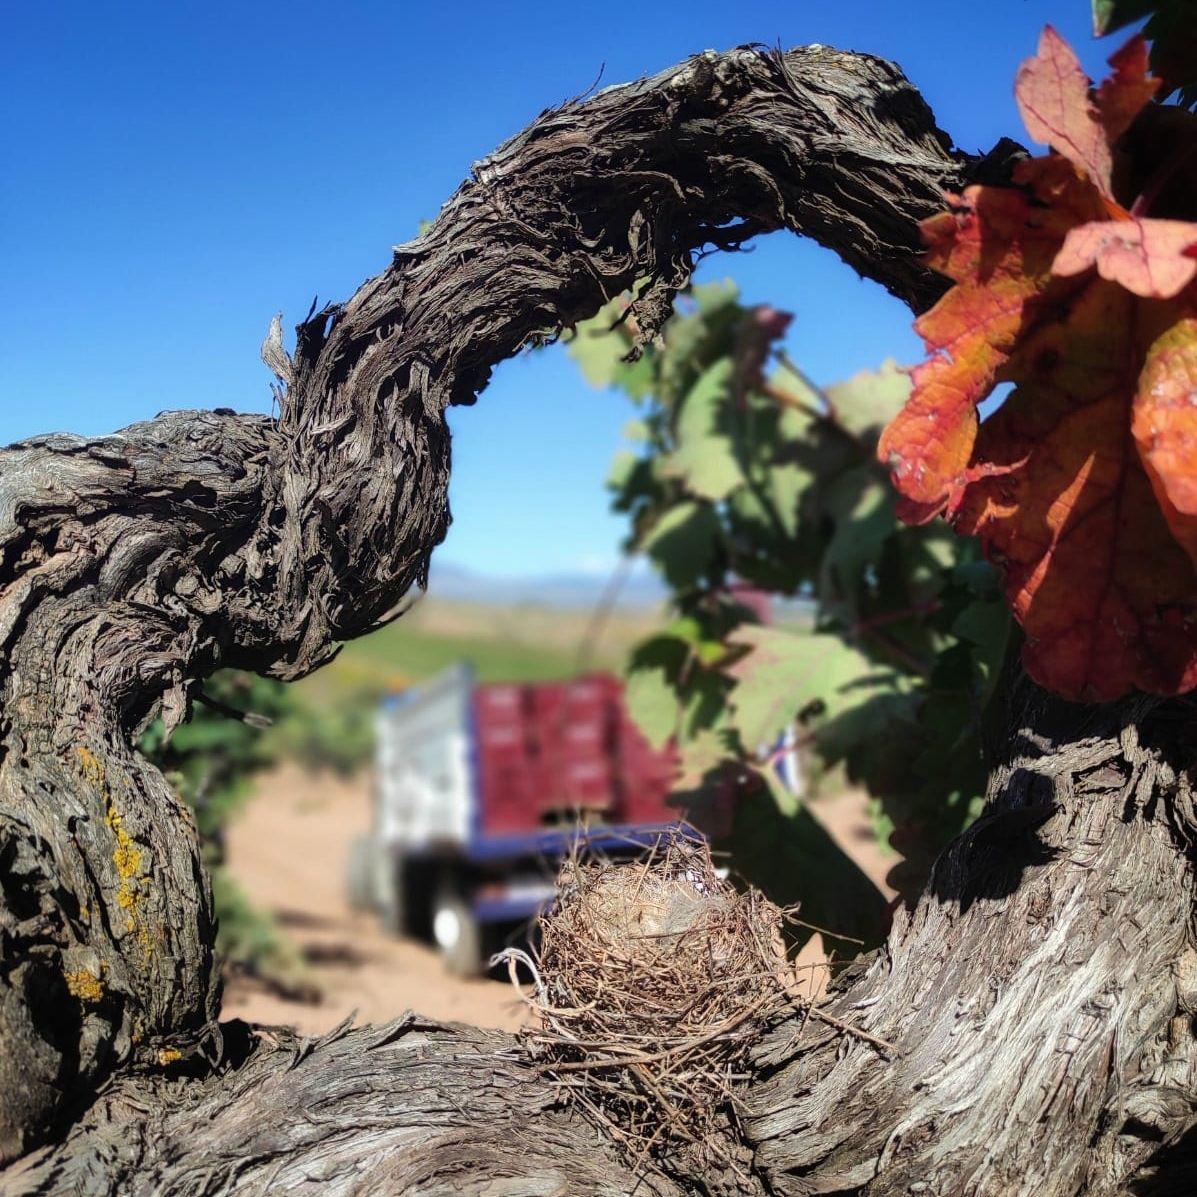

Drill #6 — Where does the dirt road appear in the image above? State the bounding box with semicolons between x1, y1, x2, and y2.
223;765;891;1034
222;764;528;1033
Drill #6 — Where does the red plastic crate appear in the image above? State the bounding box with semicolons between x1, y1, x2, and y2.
473;686;536;835
472;673;679;834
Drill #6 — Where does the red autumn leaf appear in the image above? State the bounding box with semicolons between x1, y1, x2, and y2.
953;284;1197;700
1016;27;1111;193
1054;217;1197;298
1134;316;1197;564
1097;34;1161;145
876;158;1104;512
880;28;1197;701
1015;27;1157;198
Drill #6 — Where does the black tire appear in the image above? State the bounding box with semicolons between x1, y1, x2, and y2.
379;853;409;936
345;834;376;912
431;883;483;978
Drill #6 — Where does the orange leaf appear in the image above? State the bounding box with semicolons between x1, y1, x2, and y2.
1134;316;1197;564
954;285;1197;700
877;159;1104;509
1053;217;1197;298
1017;27;1114;194
1015;28;1158;198
881;27;1197;701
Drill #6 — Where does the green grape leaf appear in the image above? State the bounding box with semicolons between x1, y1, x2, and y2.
692;279;741;315
765;461;809;538
663;359;745;501
624;635;689;748
681;668;733;739
662;614;729;666
824;358;912;439
676;726;739;790
770;360;823;411
1091;0;1157;34
718;780;889;953
568;324;629;389
727;626;904;751
607;450;638;491
814;689;920;778
584;274;1005;905
658;282;742;403
950;597;1012;702
641;501;720;590
817;465;896;622
567;298;656;397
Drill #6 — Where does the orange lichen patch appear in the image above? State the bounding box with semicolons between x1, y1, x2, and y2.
75;744;105;789
105;801;144;885
156;1048;182;1066
64;967;104;1004
75;746;156;958
106;801;153;958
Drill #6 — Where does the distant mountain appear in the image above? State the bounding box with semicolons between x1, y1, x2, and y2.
427;559;669;610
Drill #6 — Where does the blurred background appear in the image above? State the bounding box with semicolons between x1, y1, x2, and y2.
1;1;1114;1032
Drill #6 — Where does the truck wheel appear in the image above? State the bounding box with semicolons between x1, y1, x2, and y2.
432;885;483;978
380;854;409;936
345;834;376;911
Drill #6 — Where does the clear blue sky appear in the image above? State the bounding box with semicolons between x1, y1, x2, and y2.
1;1;1113;578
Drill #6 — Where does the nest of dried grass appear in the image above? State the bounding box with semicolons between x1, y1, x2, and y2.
497;833;809;1176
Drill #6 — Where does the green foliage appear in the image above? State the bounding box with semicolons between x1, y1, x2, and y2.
722;788;889;956
568;284;1011;920
140;672;292;847
137;675;308;989
209;867;311;998
139;672;304;984
270;699;378;777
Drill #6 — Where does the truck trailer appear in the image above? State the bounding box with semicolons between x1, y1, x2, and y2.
347;664;685;975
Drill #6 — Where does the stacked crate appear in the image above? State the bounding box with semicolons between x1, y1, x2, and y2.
471;683;532;834
473;673;679;835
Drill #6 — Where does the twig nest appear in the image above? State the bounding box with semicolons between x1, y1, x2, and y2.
517;834;797;1177
549;849;743;971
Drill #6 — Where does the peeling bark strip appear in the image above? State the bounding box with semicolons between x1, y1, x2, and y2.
7;38;1194;1197
5;1018;690;1197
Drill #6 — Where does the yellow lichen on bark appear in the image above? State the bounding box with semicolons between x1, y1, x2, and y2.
64;967;104;1004
75;746;155;958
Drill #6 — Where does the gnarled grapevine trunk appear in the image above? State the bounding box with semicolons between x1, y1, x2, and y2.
744;676;1197;1195
9;678;1197;1196
2;39;1195;1197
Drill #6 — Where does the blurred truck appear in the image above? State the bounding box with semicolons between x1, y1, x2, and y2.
346;664;683;975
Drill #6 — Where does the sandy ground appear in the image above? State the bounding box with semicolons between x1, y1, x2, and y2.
222;764;528;1033
223;764;893;1034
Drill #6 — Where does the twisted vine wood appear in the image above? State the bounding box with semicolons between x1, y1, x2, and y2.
3;44;1196;1197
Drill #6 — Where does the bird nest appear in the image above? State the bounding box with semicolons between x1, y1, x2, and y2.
496;833;807;1176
